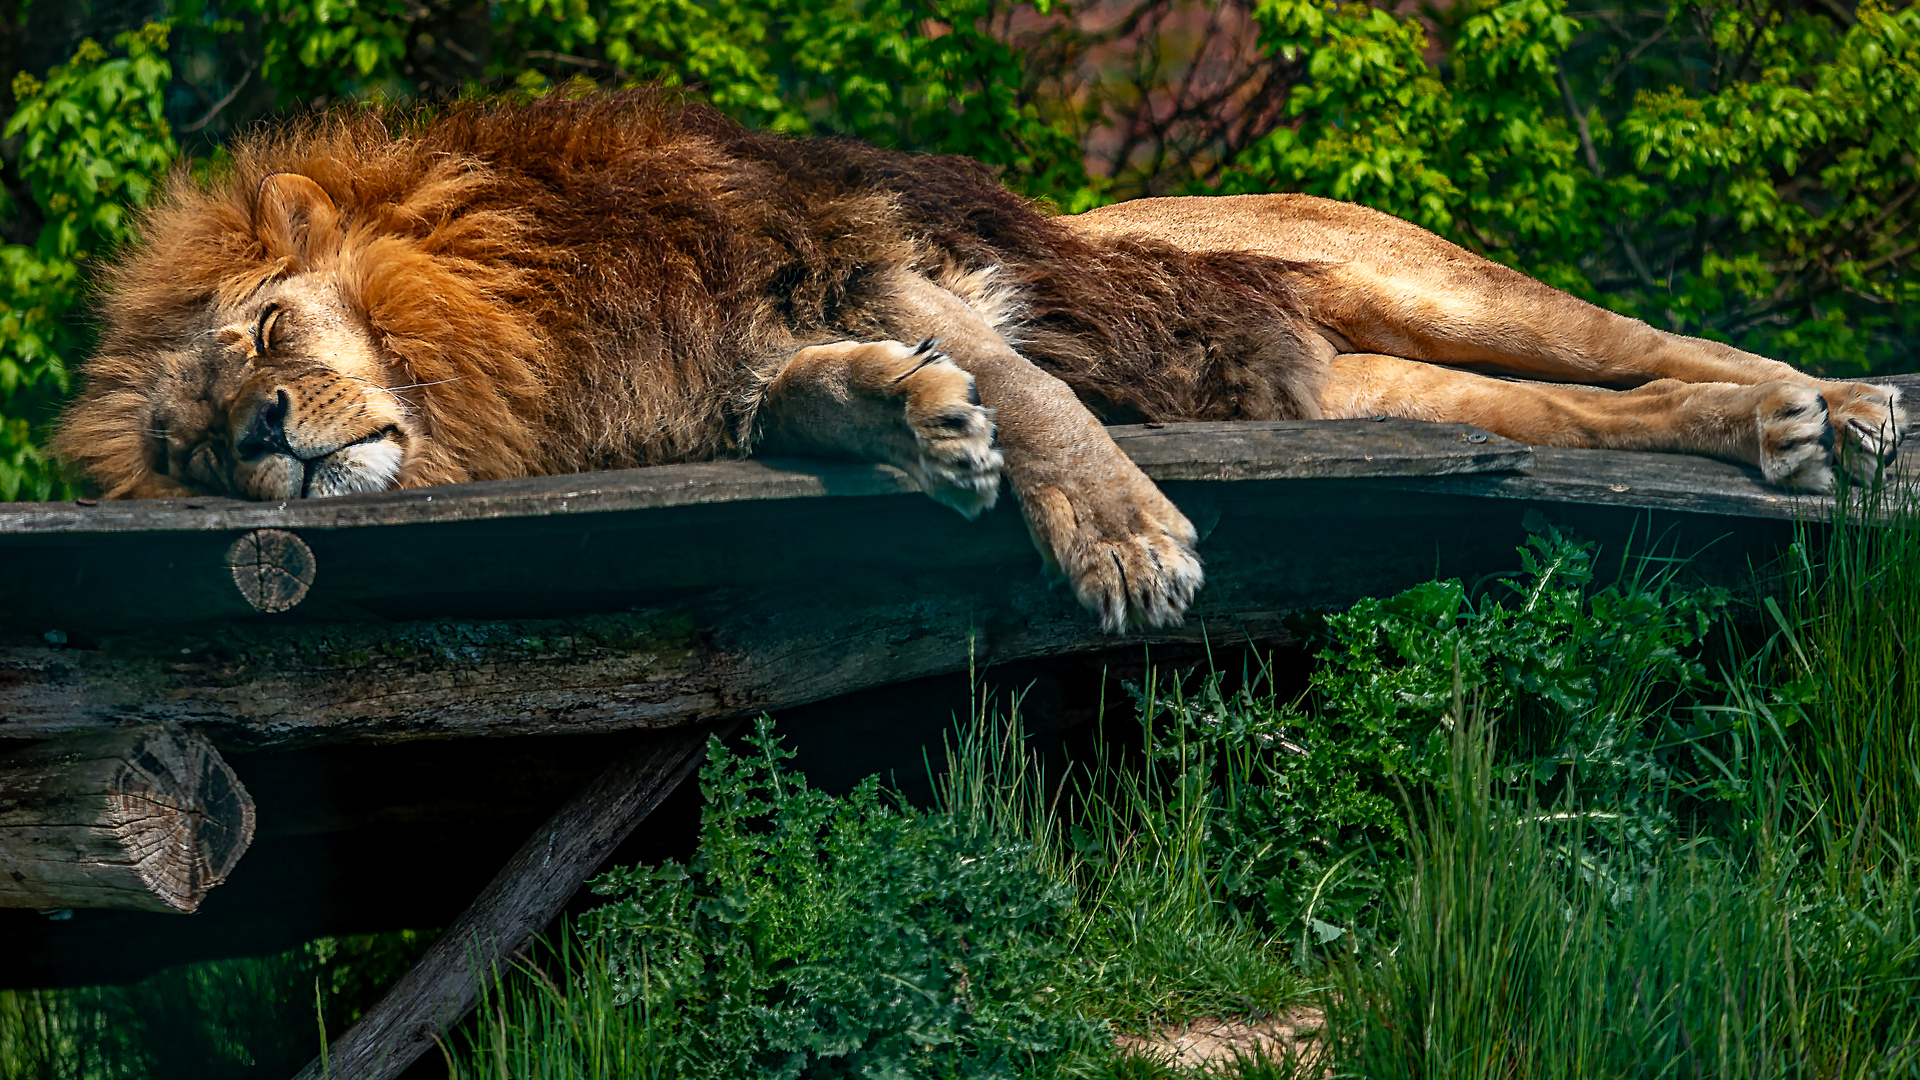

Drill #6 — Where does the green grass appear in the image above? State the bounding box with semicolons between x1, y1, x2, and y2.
0;931;433;1080
1329;706;1920;1080
1766;476;1920;878
440;504;1920;1078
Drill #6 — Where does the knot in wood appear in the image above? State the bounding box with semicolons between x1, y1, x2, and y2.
227;528;316;613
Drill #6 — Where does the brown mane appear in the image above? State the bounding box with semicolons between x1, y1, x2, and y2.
58;91;1322;496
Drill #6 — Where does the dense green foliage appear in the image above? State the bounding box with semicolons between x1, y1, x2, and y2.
565;722;1102;1079
2;0;1917;498
1232;0;1920;374
0;21;173;498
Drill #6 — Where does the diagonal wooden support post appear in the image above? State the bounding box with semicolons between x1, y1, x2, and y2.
289;724;719;1080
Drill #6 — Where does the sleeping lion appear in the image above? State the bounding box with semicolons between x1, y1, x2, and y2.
57;92;1907;631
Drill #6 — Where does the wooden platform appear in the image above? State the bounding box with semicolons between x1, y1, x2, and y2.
0;418;1855;752
2;408;1902;1005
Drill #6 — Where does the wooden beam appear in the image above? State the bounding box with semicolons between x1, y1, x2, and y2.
0;491;1804;749
0;417;1856;749
0;726;255;912
0;420;1533;537
1388;444;1838;518
288;724;716;1080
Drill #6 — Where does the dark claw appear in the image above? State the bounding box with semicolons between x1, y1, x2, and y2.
895;350;947;382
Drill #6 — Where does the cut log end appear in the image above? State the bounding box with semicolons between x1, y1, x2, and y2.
0;726;256;913
226;527;315;613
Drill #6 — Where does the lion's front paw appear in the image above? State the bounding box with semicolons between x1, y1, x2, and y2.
1021;472;1203;633
1823;381;1908;484
892;339;1003;517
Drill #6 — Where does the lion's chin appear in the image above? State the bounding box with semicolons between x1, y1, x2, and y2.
235;438;406;500
306;439;405;498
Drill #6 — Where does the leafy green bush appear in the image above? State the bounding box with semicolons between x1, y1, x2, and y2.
542;719;1104;1079
0;24;175;500
1228;0;1920;375
1102;526;1731;952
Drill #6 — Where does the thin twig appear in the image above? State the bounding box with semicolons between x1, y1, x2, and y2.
524;50;616;71
1858;241;1920;276
1596;23;1669;99
1555;67;1604;178
179;66;253;133
1809;0;1857;27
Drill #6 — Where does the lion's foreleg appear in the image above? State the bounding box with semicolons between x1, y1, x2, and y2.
870;269;1202;632
755;337;1004;517
1322;352;1899;492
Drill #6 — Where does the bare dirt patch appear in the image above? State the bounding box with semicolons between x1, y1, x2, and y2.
1114;1008;1325;1071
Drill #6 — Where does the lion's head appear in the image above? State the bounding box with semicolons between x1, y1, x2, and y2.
115;178;413;500
55;116;573;501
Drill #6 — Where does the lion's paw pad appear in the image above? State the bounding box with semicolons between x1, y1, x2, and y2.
1029;482;1203;633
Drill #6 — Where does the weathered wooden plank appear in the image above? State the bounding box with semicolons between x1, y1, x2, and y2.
287;724;715;1080
1110;420;1530;480
1388;443;1915;521
0;412;1877;749
0;726;255;912
0;479;1795;749
0;459;919;537
0;578;1240;748
0;420;1525;536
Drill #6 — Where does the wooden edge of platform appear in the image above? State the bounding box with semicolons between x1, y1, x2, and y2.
1379;445;1847;522
0;419;1531;535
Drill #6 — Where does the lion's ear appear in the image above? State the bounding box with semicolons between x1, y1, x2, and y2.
255;173;341;269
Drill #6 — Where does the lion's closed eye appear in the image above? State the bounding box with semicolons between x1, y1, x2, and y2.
252;303;282;358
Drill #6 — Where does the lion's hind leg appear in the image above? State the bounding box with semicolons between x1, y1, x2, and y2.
1320;352;1883;492
757;338;1004;516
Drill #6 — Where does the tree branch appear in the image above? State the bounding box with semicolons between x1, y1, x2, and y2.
178;66;253;134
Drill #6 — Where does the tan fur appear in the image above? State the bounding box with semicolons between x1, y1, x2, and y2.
1068;194;1908;489
54;96;1907;632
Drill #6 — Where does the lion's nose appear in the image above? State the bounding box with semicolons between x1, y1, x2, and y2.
235;389;294;461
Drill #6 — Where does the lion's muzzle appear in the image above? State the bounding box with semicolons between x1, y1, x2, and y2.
229;386;405;500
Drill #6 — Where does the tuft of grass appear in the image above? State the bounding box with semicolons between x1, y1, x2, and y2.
1329;698;1920;1080
1762;471;1920;876
0;931;432;1080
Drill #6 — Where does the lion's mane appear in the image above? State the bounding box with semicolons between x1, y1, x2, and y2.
60;92;1322;493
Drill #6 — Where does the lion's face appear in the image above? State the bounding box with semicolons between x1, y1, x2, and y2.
140;272;419;500
67;156;607;500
